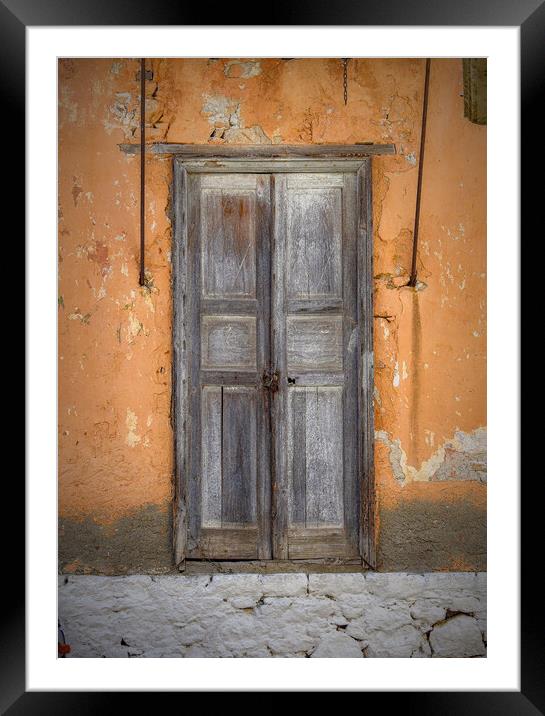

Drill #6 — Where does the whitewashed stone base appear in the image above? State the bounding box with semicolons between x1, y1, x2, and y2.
58;572;486;658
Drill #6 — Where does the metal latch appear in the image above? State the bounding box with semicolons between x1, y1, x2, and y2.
262;369;280;393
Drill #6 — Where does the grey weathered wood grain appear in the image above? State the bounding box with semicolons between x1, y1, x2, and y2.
287;528;359;560
287;298;343;314
357;161;376;569
201;316;257;371
173;159;374;174
288;389;306;525
287;173;345;188
172;160;189;566
221;387;258;525
201;386;222;528
120;143;396;157
255;174;273;559
201;174;258;189
284;373;345;387
286;316;343;372
201;188;256;298
274;171;362;560
185;558;365;575
271;174;289;559
182;173;272;560
174;157;375;567
187;173;203;551
286;186;342;298
303;387;344;528
202;298;257;315
198;370;258;387
195;527;258;560
341;172;360;555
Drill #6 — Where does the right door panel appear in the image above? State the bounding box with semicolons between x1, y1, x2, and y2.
272;173;360;560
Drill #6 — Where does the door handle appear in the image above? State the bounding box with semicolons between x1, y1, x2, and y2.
262;369;280;393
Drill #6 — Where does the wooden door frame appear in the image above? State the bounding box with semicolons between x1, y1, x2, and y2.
171;145;391;571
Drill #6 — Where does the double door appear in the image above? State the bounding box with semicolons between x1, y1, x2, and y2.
179;170;365;562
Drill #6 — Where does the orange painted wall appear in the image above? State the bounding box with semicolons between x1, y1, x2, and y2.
58;58;486;573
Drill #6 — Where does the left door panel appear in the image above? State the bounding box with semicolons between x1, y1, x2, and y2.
184;174;272;560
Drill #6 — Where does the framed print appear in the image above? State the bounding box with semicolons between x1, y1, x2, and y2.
14;0;534;707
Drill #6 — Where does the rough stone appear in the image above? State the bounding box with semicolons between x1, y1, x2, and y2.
338;595;369;620
376;428;487;485
308;573;366;598
206;573;263;599
59;572;486;658
201;94;240;128
266;625;317;655
433;428;487;483
311;632;364;658
261;573;307;597
176;622;206;646
366;625;427;658
223;60;262;79
230;596;260;609
222;125;272;144
429;614;486;657
409;601;447;630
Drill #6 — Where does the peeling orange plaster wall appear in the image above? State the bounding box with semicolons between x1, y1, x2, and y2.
58;58;486;572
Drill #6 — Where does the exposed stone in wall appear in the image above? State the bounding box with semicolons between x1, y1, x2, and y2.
222;125;272;144
201;92;271;143
105;91;138;139
58;572;486;658
100;60;174;142
202;93;241;129
432;428;487;483
376;427;487;485
428;613;486;657
224;60;262;79
373;426;486;571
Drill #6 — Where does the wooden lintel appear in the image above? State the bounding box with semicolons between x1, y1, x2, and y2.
119;142;396;158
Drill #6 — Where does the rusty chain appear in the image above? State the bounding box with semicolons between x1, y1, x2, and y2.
342;58;349;105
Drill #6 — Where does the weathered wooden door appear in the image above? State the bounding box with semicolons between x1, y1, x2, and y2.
183;174;273;560
271;174;360;560
175;165;369;564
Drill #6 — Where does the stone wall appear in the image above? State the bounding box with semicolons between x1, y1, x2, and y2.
58;572;486;658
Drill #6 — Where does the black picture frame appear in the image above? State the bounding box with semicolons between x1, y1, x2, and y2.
11;0;532;708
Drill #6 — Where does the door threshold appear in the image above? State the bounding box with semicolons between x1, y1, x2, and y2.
182;558;369;575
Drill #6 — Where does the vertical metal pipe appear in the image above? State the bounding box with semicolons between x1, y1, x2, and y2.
408;58;431;288
139;58;146;287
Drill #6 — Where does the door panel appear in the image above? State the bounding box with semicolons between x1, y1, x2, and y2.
201;316;257;371
221;386;258;525
201;176;257;298
186;173;272;560
272;172;360;560
287;386;344;527
201;386;222;528
286;175;343;299
201;385;258;528
286;316;343;372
